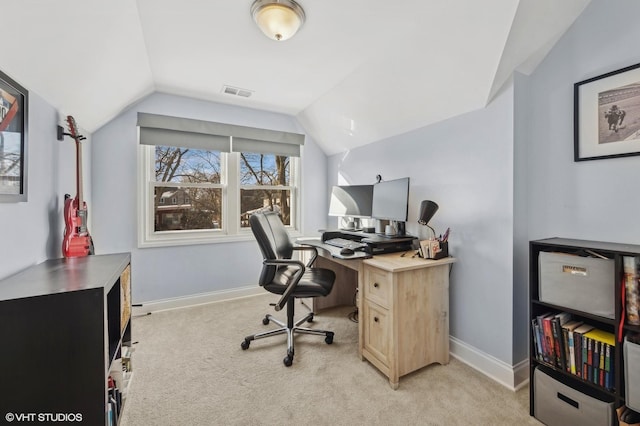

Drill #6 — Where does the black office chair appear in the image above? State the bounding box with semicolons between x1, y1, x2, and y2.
241;211;336;366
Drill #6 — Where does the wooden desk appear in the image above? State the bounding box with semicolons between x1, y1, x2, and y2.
299;243;455;389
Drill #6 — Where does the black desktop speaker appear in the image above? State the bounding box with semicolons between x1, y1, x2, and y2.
397;221;406;236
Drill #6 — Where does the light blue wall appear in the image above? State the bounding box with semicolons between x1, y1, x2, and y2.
513;0;640;364
90;93;328;302
328;84;517;363
525;0;640;245
0;91;88;279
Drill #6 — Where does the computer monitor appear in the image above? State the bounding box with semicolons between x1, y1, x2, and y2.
371;177;410;223
328;185;374;218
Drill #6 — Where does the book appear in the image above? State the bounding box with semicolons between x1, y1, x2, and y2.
604;342;611;372
531;318;541;361
537;312;554;364
583;328;615;388
592;339;599;385
108;403;114;426
604;343;610;390
584;328;615;346
562;327;570;371
551;312;571;368
544;314;560;365
599;352;605;387
573;324;594;377
603;341;615;390
584;335;590;379
532;319;544;362
562;320;583;374
599;340;605;384
574;330;582;376
551;317;564;368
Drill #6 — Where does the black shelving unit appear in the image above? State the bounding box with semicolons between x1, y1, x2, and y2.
0;253;132;426
529;238;640;424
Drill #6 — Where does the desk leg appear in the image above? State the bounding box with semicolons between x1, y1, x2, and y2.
357;262;364;360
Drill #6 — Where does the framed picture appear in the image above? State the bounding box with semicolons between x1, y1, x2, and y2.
0;69;28;201
575;62;640;161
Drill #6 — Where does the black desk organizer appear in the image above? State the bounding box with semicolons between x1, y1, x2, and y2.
433;242;449;259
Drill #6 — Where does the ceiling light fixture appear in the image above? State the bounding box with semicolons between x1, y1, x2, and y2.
251;0;305;41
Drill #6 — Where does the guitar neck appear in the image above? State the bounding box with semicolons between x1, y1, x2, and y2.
76;138;83;206
66;115;85;208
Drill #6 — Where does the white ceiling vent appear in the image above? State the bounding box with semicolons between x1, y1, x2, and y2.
222;85;253;98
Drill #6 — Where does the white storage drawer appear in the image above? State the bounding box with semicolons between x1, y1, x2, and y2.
534;367;614;426
625;336;640;411
538;252;615;318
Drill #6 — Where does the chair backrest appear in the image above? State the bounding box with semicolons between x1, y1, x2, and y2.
249;212;294;286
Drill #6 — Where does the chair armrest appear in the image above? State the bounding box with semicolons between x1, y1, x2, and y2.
263;259;306;311
293;245;318;267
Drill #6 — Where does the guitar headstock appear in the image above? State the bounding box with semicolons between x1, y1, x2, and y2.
66;115;86;141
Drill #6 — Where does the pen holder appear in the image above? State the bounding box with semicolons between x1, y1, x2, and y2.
433;242;449;260
419;240;449;259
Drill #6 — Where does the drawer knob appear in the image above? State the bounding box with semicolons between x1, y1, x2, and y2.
373;283;379;288
374;316;379;322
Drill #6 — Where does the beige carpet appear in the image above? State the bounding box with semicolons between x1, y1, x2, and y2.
119;294;540;426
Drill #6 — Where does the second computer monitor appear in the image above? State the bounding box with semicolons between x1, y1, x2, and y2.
371;177;410;223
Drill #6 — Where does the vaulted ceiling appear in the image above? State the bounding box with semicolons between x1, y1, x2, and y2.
1;0;590;155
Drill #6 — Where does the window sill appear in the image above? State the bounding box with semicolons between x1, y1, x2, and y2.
138;229;302;249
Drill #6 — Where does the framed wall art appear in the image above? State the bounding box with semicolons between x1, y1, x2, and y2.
0;69;28;201
575;62;640;161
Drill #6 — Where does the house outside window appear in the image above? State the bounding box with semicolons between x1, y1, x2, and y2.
152;146;223;233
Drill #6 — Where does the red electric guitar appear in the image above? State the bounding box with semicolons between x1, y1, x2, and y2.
62;115;94;258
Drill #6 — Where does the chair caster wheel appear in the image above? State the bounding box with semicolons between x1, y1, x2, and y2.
241;339;250;350
307;313;314;323
325;332;334;344
283;356;293;367
262;316;270;325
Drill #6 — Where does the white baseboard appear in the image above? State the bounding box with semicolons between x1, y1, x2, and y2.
513;359;530;391
450;336;529;391
132;286;264;315
134;289;530;391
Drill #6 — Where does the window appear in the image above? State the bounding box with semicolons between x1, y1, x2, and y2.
240;152;292;228
153;146;223;232
137;113;303;247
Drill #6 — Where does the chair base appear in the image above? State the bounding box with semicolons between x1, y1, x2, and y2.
241;301;334;367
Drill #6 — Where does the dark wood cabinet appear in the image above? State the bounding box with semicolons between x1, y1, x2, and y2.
529;238;640;422
0;253;132;425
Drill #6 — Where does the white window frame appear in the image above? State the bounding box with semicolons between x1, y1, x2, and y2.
138;145;301;248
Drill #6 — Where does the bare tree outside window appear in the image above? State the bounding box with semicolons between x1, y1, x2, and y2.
239;152;291;227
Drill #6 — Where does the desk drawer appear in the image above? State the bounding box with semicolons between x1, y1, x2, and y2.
364;266;392;308
363;300;390;366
